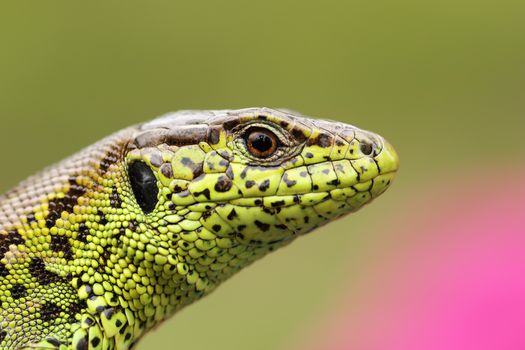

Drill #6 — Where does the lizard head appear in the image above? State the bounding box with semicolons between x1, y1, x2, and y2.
0;107;398;346
122;108;399;293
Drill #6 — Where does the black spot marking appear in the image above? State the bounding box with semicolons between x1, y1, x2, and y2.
313;184;319;191
290;127;308;142
194;188;211;200
201;211;212;220
96;305;106;313
254;199;263;206
214;176;233;192
46;176;87;228
308;133;332;147
77;223;90;243
240;167;248;180
225;165;234;179
218;150;233;161
0;329;6;342
0;230;24;256
237;225;246;231
99;151;119;174
160;163;173;179
360;141;374;155
271;200;286;207
76;335;88;350
47;338;62;347
116;319;123;328
258;179;270;192
206;161;216;171
173;184;185;193
50;235;74;260
212;225;221;232
245;180;256;188
99;213;108;226
318;133;333;148
27;213;37;225
305;152;314;159
91;337;101;348
262;207;274;214
83;285;93;297
0;263;8;277
208;127;221;145
181;157;204;178
110;185;123;208
129;220;139;232
275;224;288;230
227;209;238;220
10;283;26;299
328;179;341;186
29;258;61;286
283;173;297;187
254;220;270;232
114;227;125;243
40;302;62;322
99;248;112;272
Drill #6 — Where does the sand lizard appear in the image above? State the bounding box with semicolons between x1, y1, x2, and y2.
0;108;399;349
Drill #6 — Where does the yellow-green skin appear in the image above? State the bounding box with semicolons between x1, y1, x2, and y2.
0;108;399;350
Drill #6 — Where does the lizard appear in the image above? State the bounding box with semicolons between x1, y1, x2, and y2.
0;108;399;350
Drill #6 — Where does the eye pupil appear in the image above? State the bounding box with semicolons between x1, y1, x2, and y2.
245;128;278;157
251;133;273;152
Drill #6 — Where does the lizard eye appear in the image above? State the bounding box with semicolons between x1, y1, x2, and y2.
244;127;278;158
128;161;159;214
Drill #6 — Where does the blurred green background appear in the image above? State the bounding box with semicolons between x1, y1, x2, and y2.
1;1;524;349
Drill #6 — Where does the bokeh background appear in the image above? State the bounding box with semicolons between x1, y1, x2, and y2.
1;1;524;349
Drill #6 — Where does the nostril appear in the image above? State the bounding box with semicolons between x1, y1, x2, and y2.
360;141;374;156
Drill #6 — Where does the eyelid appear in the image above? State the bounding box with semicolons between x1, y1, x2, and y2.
238;122;292;147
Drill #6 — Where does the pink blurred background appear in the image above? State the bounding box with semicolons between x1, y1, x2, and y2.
298;168;525;350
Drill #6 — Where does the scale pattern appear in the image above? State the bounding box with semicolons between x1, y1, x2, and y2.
0;108;399;350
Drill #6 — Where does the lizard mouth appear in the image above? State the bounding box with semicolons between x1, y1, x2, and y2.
228;168;397;247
